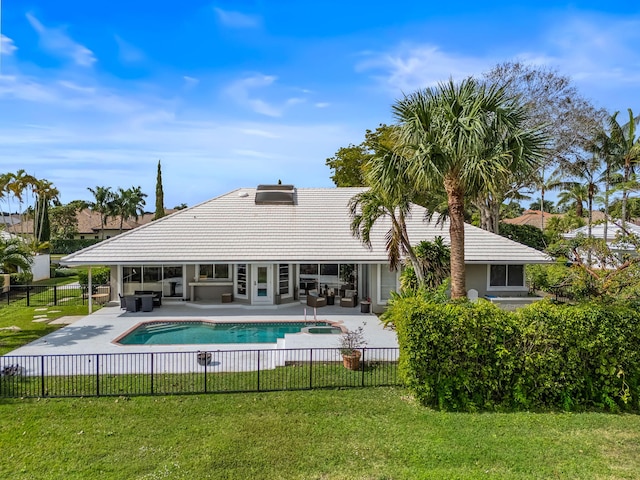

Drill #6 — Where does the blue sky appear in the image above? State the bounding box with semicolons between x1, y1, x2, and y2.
1;1;639;208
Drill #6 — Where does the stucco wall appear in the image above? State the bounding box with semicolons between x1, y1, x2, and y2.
30;254;51;282
465;264;530;298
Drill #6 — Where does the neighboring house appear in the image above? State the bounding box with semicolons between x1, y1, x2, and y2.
61;186;552;313
563;222;640;265
8;208;176;240
503;209;606;230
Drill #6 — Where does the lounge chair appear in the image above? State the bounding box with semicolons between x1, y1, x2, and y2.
340;289;357;307
306;290;327;308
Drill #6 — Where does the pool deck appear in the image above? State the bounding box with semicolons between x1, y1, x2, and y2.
6;300;398;357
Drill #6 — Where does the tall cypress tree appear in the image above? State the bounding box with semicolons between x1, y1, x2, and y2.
153;160;166;220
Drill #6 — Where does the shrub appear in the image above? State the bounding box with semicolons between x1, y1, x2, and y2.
498;223;547;250
392;296;640;412
53;268;77;278
77;267;111;288
9;272;33;286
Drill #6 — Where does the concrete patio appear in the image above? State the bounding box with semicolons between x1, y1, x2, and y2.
7;299;398;357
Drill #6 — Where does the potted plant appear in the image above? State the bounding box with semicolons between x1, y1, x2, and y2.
197;351;212;366
338;325;367;370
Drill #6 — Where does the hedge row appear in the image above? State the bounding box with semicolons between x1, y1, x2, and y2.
50;239;101;254
389;297;640;412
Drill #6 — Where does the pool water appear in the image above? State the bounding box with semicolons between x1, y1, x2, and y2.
117;321;338;345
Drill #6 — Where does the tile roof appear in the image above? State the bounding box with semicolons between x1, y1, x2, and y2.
61;188;551;265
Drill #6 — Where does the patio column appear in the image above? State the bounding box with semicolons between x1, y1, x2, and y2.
88;266;93;314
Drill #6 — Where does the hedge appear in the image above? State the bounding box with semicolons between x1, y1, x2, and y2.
390;297;640;412
50;239;101;254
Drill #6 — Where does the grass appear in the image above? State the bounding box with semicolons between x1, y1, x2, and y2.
0;303;93;355
1;387;640;479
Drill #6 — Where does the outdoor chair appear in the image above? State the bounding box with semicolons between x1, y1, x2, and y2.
306;290;327;308
118;293;126;310
340;289;357;308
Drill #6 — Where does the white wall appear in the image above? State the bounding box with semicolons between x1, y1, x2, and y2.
30;253;51;282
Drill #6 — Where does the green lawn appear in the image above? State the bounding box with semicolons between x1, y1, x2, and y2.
0;303;93;355
1;388;639;479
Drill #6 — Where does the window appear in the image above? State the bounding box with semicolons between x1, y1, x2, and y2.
300;264;318;275
488;264;525;289
279;264;290;295
236;264;247;297
199;264;231;280
378;265;398;304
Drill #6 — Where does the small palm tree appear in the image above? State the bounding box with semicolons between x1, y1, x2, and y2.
0;236;33;274
556;183;588;217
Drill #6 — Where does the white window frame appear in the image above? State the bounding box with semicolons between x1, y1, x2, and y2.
377;264;399;305
278;263;292;298
198;263;232;281
234;263;248;299
486;264;528;292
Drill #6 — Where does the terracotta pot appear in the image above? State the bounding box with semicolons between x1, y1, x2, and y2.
197;351;212;366
342;351;362;370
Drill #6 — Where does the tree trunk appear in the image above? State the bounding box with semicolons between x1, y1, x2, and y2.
445;176;466;299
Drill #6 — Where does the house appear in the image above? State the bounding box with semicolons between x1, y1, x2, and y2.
61;186;552;313
503;209;606;230
7;208;177;240
563;222;640;265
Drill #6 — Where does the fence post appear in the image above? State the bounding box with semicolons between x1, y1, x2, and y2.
95;354;100;397
27;287;30;307
257;352;260;392
309;349;313;390
361;348;366;387
203;359;207;394
40;356;45;398
150;353;154;394
54;286;57;306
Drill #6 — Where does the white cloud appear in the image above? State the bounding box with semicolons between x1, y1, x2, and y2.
26;12;96;67
226;74;305;117
356;44;488;93
315;102;330;108
213;7;261;28
183;76;199;88
114;35;145;63
1;34;18;56
240;128;280;139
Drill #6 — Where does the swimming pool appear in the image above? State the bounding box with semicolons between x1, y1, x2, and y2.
116;321;343;345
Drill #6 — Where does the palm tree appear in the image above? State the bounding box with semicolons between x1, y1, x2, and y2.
349;144;426;285
391;78;546;298
32;179;59;244
608;109;640;225
0;236;33;274
111;186;147;233
5;170;37;236
556;183;588;217
558;154;601;238
87;186;115;240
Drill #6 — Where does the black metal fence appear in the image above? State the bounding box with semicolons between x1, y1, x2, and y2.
0;348;400;398
1;284;110;308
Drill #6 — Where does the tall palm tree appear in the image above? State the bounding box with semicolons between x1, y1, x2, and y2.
391;78;546;298
608;109;640;225
111;186;147;233
32;179;59;244
87;186;115;240
6;170;37;236
558;154;601;238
